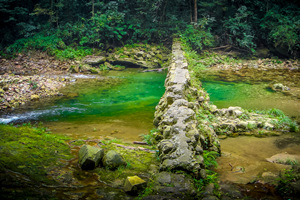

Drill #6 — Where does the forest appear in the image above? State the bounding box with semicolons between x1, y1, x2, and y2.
0;0;299;58
1;1;300;199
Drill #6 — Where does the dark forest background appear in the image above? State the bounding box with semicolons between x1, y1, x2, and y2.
0;0;299;58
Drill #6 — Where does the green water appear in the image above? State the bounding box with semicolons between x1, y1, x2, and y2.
202;80;300;118
42;69;166;122
0;69;166;141
1;70;299;140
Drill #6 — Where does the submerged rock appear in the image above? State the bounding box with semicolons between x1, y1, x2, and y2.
123;176;146;193
266;153;300;165
78;145;104;170
102;150;126;170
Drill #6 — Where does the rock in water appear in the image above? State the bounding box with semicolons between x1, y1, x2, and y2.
102;150;126;170
78;145;104;170
272;83;290;91
124;176;146;193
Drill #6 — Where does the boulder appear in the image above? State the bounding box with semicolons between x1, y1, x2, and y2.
102;150;126;170
272;83;290;91
136;51;145;57
146;172;196;199
266;153;300;165
123;176;146;193
78;145;104;170
84;56;106;65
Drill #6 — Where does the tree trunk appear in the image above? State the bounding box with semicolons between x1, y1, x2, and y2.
194;0;197;23
50;0;54;23
190;0;193;23
92;0;94;17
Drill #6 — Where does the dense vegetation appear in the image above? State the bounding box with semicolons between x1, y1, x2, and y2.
0;0;299;58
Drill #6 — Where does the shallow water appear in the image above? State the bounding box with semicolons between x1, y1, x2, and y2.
216;134;300;185
203;79;300;187
0;69;166;142
202;80;300;119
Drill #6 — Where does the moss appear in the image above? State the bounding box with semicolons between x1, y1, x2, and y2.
95;140;159;184
0;124;72;184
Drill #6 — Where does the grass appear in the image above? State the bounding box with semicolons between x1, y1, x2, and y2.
140;128;159;146
249;108;299;132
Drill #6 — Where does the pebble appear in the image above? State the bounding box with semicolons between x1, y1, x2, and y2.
0;75;70;111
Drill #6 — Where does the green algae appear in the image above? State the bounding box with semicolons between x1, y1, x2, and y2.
0;124;72;184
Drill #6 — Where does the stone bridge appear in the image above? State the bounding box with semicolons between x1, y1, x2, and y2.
153;40;220;177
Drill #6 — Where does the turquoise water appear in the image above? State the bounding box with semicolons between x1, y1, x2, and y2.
0;69;166;140
202;80;300;118
40;70;166;122
0;69;166;141
1;71;298;140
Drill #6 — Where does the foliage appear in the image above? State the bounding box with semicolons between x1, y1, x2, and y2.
224;6;256;52
141;128;159;146
249;108;299;132
261;5;300;54
0;123;72;183
180;21;215;52
54;46;93;60
137;178;155;200
203;150;219;169
194;150;219;195
1;0;299;58
4;32;93;60
266;108;286;117
277;168;300;197
6;32;64;54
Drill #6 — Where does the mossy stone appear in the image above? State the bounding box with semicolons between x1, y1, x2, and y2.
102;150;126;170
78;144;104;170
124;176;146;193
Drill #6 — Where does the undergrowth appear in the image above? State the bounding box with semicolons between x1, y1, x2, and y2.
3;32;93;60
277;167;300;198
249;108;299;132
194;150;220;197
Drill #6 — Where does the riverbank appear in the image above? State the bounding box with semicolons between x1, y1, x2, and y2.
0;74;71;111
0;42;299;199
